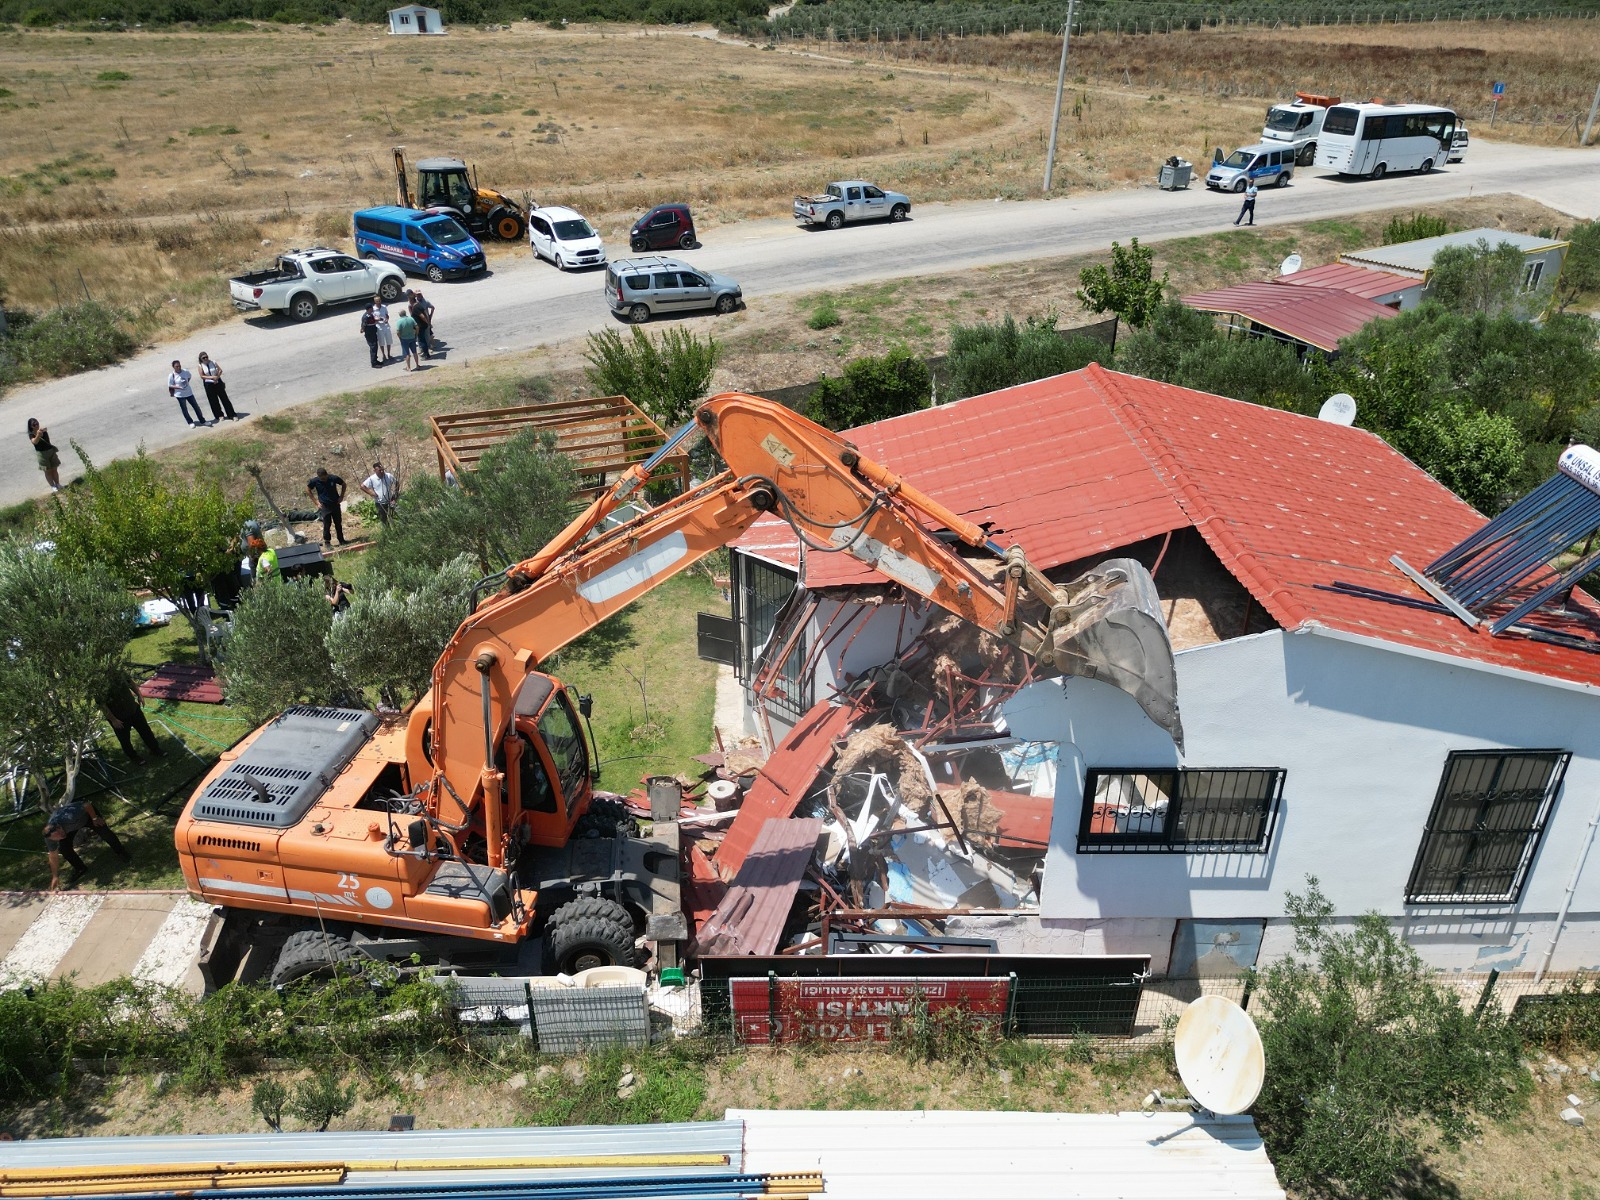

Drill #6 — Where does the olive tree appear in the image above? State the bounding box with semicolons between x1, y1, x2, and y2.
215;580;345;724
0;543;135;807
51;446;249;662
327;555;478;708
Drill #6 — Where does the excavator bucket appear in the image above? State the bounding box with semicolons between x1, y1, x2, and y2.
1042;558;1184;750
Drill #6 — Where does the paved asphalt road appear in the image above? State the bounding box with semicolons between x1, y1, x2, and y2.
4;139;1597;507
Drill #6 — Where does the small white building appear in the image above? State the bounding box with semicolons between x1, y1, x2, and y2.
1341;226;1569;306
388;4;444;35
724;366;1600;978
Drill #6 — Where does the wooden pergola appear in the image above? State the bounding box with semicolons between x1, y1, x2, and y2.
429;396;690;497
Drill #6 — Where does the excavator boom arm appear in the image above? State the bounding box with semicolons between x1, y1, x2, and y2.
422;392;1182;820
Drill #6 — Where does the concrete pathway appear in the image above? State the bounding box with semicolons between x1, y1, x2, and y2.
0;891;210;994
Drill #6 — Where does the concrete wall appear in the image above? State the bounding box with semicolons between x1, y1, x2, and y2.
1014;626;1600;973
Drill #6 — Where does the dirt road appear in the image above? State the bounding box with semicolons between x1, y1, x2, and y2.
2;139;1595;507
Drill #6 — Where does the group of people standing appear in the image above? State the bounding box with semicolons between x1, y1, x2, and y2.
168;353;240;427
360;289;436;371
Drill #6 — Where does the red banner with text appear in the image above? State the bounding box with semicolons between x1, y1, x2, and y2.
730;976;1011;1045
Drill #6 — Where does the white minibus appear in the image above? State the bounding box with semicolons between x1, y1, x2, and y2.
1315;103;1457;179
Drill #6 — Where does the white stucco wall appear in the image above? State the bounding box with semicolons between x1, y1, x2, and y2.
1023;626;1600;973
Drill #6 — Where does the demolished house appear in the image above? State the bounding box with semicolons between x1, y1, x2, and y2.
696;364;1600;979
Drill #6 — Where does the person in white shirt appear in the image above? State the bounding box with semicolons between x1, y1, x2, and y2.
360;460;400;525
168;359;204;427
371;297;395;364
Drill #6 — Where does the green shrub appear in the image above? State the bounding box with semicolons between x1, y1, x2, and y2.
807;296;842;330
1512;972;1600;1053
1250;879;1525;1200
95;70;131;81
216;578;346;723
1076;237;1166;328
806;345;931;429
1382;212;1453;245
946;314;1107;400
4;300;135;380
582;325;721;431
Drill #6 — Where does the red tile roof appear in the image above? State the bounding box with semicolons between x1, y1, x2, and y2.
1180;281;1398;352
1273;262;1417;302
730;365;1600;689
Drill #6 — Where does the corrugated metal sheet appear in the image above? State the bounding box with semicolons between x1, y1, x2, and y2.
719;700;857;874
1342;226;1566;276
1181;282;1398;352
0;1122;745;1187
1272;261;1415;302
732;1108;1285;1199
695;818;824;956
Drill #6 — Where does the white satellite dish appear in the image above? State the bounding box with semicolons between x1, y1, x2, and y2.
1319;392;1358;425
1279;253;1303;276
1174;995;1265;1115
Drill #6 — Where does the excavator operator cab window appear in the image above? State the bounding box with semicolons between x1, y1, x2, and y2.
516;731;558;814
538;693;589;815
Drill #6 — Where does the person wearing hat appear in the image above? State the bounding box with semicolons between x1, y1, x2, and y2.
43;799;131;890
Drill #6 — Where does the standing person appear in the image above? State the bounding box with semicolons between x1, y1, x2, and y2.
306;467;349;547
27;418;61;492
255;544;281;585
168;359;205;426
360;460;400;526
372;296;396;364
359;305;381;368
196;352;238;422
1235;181;1258;227
395;306;420;371
44;799;132;890
408;290;435;359
100;673;166;765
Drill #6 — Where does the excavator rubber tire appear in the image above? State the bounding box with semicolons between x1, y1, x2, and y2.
270;930;366;987
547;895;635;933
577;796;639;839
545;912;638;974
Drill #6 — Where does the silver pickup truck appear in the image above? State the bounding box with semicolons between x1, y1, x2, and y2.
794;181;911;230
230;247;406;322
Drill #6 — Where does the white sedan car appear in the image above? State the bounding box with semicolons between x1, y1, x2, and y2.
528;205;606;271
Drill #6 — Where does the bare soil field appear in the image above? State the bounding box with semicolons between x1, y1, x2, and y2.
0;18;1584;343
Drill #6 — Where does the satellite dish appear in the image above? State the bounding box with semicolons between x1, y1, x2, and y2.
1174;995;1265;1115
1319;393;1357;425
1280;253;1303;275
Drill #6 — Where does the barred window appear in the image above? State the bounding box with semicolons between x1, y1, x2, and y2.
1077;768;1284;853
1406;750;1568;904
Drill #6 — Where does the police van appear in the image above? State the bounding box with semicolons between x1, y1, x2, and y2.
352;207;487;282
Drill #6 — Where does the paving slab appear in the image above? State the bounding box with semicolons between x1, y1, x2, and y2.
0;893;48;963
53;894;179;987
0;893;105;987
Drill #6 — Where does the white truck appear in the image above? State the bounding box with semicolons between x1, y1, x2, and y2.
1261;93;1341;166
230;247;407;322
794;181;911;230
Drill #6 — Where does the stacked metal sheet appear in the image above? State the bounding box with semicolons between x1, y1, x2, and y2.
0;1122;745;1196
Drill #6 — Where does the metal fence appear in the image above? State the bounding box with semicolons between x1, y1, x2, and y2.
439;976;653;1053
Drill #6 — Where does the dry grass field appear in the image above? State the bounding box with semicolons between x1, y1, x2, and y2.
0;17;1586;343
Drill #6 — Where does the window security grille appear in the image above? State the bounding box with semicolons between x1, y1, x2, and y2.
1077;768;1284;853
1406;750;1568;904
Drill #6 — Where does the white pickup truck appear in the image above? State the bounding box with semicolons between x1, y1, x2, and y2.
230;247;407;322
794;181;911;230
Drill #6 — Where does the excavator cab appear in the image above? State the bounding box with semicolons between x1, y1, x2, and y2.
506;675;594;848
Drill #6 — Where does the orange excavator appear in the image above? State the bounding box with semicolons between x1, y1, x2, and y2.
178;393;1182;989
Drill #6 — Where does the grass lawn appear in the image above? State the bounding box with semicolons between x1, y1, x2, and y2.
546;571;729;792
0;617;253;893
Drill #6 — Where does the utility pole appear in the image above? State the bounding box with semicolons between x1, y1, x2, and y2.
1042;0;1076;196
1583;81;1600;146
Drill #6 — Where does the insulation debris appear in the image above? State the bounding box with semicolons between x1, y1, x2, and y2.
834;724;934;816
